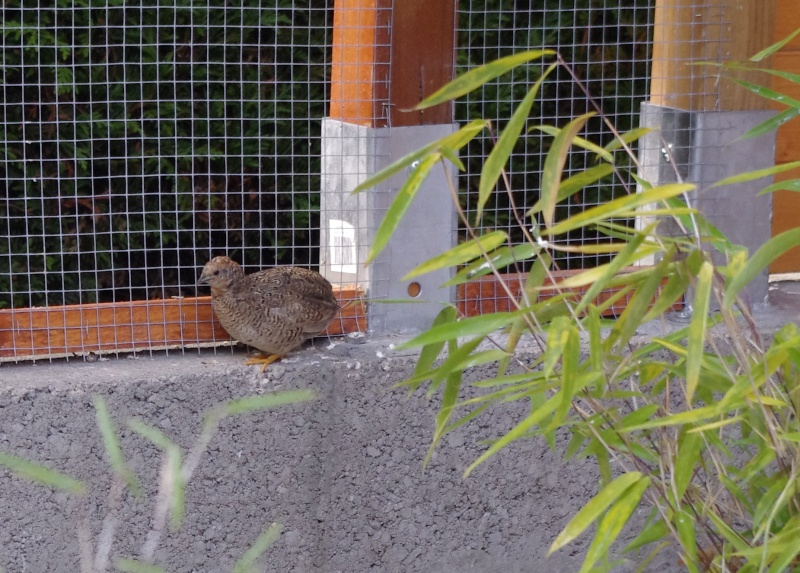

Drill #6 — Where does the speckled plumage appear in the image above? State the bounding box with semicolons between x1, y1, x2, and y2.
197;256;338;368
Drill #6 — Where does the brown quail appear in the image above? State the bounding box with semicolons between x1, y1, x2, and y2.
197;256;339;371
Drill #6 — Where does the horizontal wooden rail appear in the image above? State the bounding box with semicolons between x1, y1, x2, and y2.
0;287;366;362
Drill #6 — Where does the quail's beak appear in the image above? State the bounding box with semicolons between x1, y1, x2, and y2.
197;271;209;287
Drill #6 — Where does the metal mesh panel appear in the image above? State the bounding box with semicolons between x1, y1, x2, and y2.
1;2;330;306
0;1;350;360
454;1;656;313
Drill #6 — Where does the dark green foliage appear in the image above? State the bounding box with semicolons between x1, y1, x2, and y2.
456;0;654;269
0;0;653;309
0;0;331;307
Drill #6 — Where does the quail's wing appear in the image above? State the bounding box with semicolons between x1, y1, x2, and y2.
245;268;338;332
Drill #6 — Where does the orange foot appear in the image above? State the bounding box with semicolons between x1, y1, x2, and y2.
244;353;283;373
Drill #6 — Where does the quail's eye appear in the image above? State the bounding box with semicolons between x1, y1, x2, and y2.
213;270;220;276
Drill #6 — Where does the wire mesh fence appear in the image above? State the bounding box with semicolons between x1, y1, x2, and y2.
0;0;781;360
1;2;330;309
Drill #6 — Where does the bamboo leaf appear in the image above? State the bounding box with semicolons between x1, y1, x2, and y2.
398;309;529;349
224;390;316;416
408;306;458;393
686;261;713;402
740;107;800;140
711;160;800;188
573;224;652;318
749;27;800;61
94;395;142;496
530;123;612;162
464;393;559;477
603;127;653;154
542;183;695;237
352;119;487;194
674;428;702;501
527;164;614;216
758;178;800;195
128;419;185;530
724;227;800;309
114;558;169;573
367;153;439;264
414;50;556;110
499;254;550;375
403;231;508;280
675;509;699;573
0;452;85;495
541;112;596;228
232;523;283;573
445;242;538;286
477;63;557;223
549;472;644;555
730;78;800;108
578;477;650;573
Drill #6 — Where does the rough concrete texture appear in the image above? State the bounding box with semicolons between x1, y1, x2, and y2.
3;284;799;573
0;331;690;573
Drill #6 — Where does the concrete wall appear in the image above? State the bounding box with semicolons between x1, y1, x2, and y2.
0;337;679;573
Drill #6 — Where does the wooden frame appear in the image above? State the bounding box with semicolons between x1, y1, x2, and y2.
0;288;366;361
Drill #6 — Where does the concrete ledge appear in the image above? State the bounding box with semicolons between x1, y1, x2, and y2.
1;336;685;572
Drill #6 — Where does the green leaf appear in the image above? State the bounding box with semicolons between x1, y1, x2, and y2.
724;227;800;309
94;395;142;497
398;309;529;349
603;127;653;154
527;164;614;217
740;107;800;140
549;472;645;555
414;50;556;110
128;419;185;530
685;261;713;403
464;392;560;477
675;509;699;573
352;119;487;193
730;78;800;109
445;242;538;286
408;306;458;393
711;160;800;188
574;224;652;318
232;522;283;573
579;477;650;573
530;123;613;163
424;360;464;466
540;112;596;228
498;253;550;375
402;231;508;280
758;178;800;195
477;63;557;224
0;452;85;495
223;390;316;416
543;183;695;237
114;558;169;573
749;27;800;61
673;428;702;501
367;153;439;263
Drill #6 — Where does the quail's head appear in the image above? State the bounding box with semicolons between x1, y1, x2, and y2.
197;256;244;295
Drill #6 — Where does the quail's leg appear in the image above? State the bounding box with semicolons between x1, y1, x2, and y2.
244;353;283;373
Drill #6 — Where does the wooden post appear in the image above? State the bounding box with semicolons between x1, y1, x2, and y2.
329;0;457;127
650;0;776;111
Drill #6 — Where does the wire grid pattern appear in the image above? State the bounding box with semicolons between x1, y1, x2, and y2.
1;2;331;308
0;1;359;359
455;1;655;271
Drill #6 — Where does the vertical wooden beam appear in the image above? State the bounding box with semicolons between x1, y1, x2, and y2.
388;0;457;126
329;0;392;127
329;0;457;128
650;0;776;111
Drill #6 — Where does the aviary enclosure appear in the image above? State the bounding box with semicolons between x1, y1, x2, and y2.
0;0;794;360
